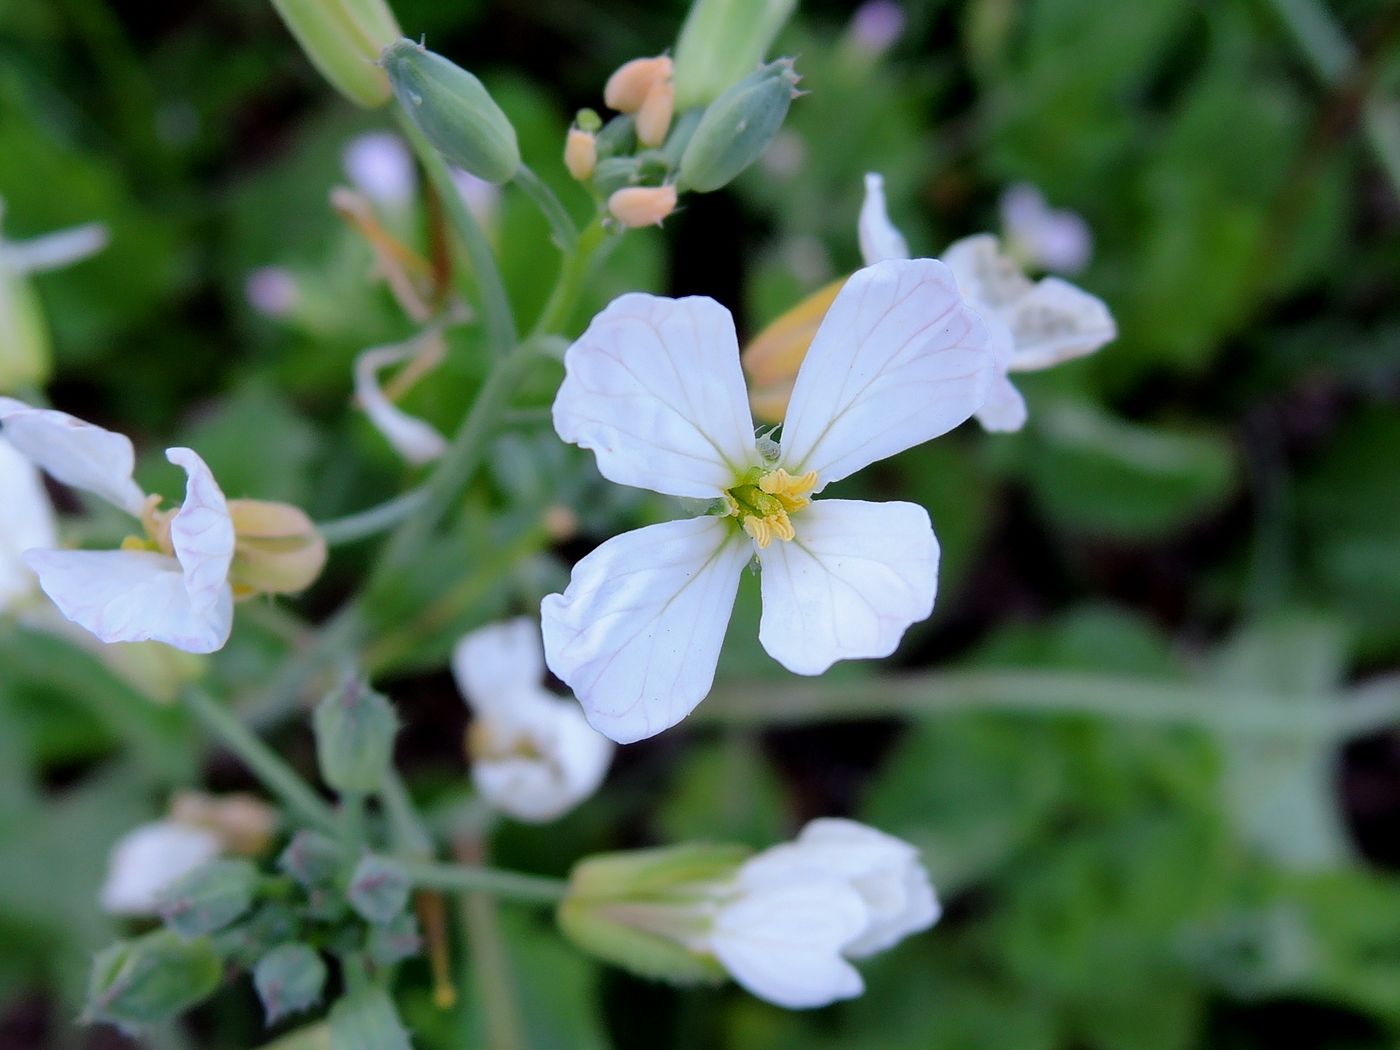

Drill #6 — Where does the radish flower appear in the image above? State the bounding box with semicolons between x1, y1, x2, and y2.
542;258;996;743
0;437;57;614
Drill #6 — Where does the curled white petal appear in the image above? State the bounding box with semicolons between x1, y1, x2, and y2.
541;516;750;744
452;617;547;716
942;234;1035;312
999;183;1092;275
4;223;109;275
857;172;910;266
974;373;1028;433
757;499;938;675
99;820;221;916
0;398;145;514
710;879;869;1009
777;260;996;488
1003;276;1116;372
0;438;57;613
552;293;758;499
166;448;235;617
24;548;233;653
343;132;416;210
354;345;448;466
471;688;614;823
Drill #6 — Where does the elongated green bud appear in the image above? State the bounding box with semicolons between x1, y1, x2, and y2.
329;988;411;1050
672;0;796;110
255;943;328;1024
313;676;398;795
347;854;411;924
381;38;521;184
85;930;222;1030
678;59;801;193
158;859;259;938
270;0;401;108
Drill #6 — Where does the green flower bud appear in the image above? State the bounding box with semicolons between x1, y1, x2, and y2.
678;59;801;193
221;903;301;969
366;912;422;966
381;38;521;184
313;677;398;795
158;859;258;939
269;0;401;108
279;830;345;887
591;156;643;197
557;843;750;986
254;942;328;1025
347;854;411;924
672;0;796;110
593;114;638;160
660;108;704;167
85;930;222;1030
0;267;51;392
329;987;411;1050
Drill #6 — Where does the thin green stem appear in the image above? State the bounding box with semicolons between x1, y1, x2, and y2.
381;766;434;858
456;837;526;1050
400;858;568;904
514;164;579;251
397;112;517;356
317;488;432;546
183;687;339;835
529;215;613;340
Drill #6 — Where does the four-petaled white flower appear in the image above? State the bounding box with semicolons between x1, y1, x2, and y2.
0;398;236;653
0;437;57;614
542;258;997;743
100;819;222;916
453;618;614;822
710;818;939;1009
999;181;1093;276
860;172;1116;433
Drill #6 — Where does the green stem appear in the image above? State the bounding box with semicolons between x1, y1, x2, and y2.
529;215;613;340
400;858;568;904
381;766;435;858
397;112;517;356
317;488;432;546
457;840;527;1050
514;164;579;251
182;688;340;835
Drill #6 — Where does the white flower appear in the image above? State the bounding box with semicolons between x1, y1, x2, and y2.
1;221;109;276
99;820;222;916
0;437;57;614
354;342;448;465
0;398;236;653
998;181;1092;275
450;168;502;227
859;172;1116;434
343;131;416;211
542;258;996;743
244;266;300;319
453;618;614;822
847;0;906;57
709;819;938;1009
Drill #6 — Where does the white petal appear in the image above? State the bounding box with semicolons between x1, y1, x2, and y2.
4;223;109;275
710;880;869;1009
1003;276;1116;372
166;448;235;617
758;499;938;675
777;259;996;487
354;344;448;466
541;516;750;743
941;234;1034;312
857;172;910;266
452;617;546;714
553;294;758;499
342;132;416;210
99;820;221;916
999;183;1092;275
0;438;57;612
974;373;1028;433
0;398;145;514
472;689;614;822
24;548;233;653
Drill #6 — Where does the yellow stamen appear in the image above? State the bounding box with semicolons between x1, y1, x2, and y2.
724;467;819;549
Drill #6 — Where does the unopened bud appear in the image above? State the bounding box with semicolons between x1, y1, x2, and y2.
679;59;801;193
313;676;398;795
742;277;846;421
254;942;328;1025
85;930;222;1030
673;0;797;109
608;185;678;228
366;912;423;966
381;38;521;184
270;0;401;108
636;76;676;147
347;854;411;924
593;115;638;159
592;157;642;196
564;128;598;181
279;830;345;887
227;499;327;597
329;987;412;1049
170;790;278;856
604;55;673;113
157;859;258;938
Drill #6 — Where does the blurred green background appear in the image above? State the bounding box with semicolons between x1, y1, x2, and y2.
2;0;1400;1046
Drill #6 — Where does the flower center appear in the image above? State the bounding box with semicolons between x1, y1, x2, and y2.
722;467;818;549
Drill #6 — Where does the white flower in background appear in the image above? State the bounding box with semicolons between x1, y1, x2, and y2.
0;398;235;653
450;168;502;228
354;342;448;465
244;265;300;319
847;0;906;57
343;131;416;211
1;220;109;276
99;820;221;916
453;618;613;822
998;181;1093;275
0;438;57;614
860;172;1116;433
543;259;996;743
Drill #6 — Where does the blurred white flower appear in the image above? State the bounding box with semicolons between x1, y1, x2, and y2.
450;168;502;228
760;130;806;180
0;399;235;653
0;437;57;613
343;131;416;211
353;342;448;466
1;223;109;276
244;266;300;319
999;182;1093;275
100;820;221;916
859;172;1116;433
453;618;613;822
847;0;906;57
542;260;996;743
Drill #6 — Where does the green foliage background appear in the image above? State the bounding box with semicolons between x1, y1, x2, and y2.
1;0;1399;1046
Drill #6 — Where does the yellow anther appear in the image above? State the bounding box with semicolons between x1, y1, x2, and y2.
758;468;817;509
139;493;174;554
120;535;151;553
725;467;819;549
